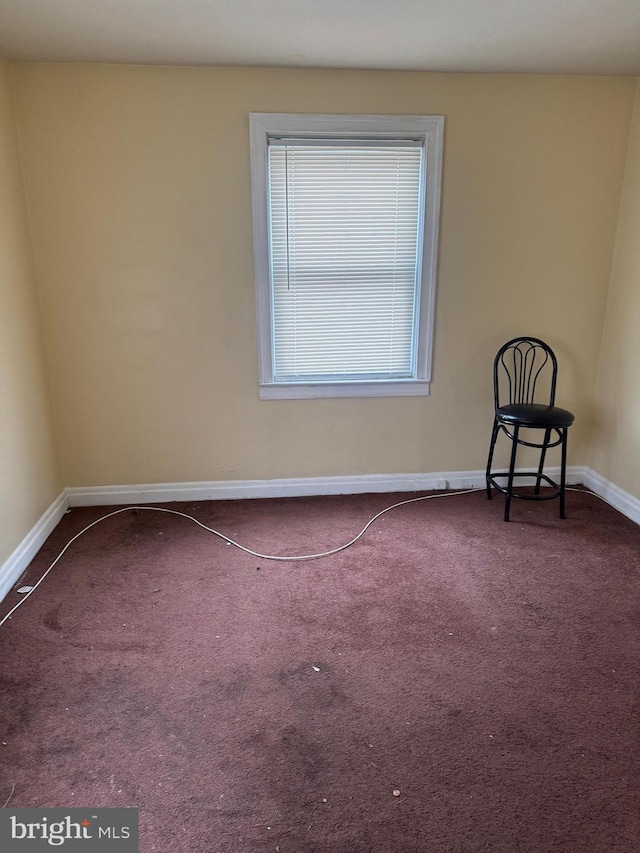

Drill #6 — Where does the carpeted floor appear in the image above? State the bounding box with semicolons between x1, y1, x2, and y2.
1;489;639;852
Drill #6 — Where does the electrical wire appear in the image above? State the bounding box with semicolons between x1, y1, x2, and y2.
0;485;604;628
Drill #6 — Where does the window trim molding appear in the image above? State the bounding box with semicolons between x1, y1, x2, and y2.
249;113;444;400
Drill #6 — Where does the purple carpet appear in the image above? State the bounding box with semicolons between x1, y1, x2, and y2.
1;489;639;851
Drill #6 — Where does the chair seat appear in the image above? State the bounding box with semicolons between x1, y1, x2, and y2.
497;403;575;428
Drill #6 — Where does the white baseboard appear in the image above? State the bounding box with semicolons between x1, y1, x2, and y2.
65;466;587;507
0;491;69;604
582;468;640;526
2;466;636;608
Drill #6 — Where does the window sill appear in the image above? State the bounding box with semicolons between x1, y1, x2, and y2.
259;380;431;400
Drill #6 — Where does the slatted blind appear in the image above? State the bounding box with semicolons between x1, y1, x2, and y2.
267;139;424;382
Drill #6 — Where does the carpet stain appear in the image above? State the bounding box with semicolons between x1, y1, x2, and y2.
42;604;63;633
276;725;325;783
277;662;349;709
209;673;250;700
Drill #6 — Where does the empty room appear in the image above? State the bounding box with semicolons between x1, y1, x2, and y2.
1;1;639;851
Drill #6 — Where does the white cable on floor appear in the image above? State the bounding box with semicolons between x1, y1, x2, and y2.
0;485;603;627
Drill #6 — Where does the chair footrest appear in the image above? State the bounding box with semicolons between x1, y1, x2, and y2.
488;471;561;501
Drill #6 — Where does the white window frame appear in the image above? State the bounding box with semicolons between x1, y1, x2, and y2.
249;113;444;400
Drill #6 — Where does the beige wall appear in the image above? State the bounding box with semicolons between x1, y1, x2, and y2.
10;65;635;487
0;63;60;566
589;81;640;499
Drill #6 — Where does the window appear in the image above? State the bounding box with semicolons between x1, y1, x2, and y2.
249;113;444;399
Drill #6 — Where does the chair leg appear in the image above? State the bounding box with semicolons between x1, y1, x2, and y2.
534;428;551;494
504;425;520;522
486;421;500;500
560;427;568;519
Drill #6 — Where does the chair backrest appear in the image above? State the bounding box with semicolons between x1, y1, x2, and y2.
493;337;558;411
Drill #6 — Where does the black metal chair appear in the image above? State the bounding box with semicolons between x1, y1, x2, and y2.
486;337;575;522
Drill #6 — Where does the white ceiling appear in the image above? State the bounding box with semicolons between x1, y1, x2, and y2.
0;0;639;75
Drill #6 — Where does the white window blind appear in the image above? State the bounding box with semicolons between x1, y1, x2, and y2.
268;140;424;382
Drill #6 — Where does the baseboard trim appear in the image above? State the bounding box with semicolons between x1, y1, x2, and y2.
581;468;640;526
3;466;636;608
0;491;69;604
65;466;587;507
